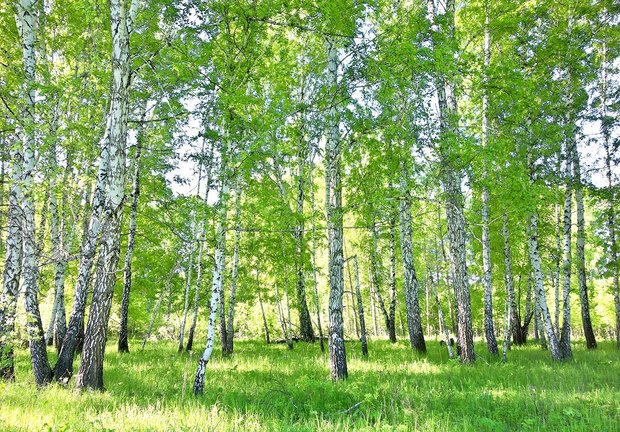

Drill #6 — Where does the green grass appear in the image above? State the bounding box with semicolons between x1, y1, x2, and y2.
1;339;619;431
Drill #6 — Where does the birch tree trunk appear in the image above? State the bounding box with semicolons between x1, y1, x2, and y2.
572;145;596;349
601;40;620;348
352;256;368;356
118;133;144;353
559;142;573;359
528;212;563;361
324;37;347;380
0;77;24;384
429;0;475;363
13;0;53;386
224;187;242;355
502;212;518;347
480;4;498;355
257;269;270;345
309;161;325;351
398;162;426;352
188;141;214;353
54;114;109;382
295;140;314;342
388;219;397;343
194;175;228;395
49;152;74;351
554;199;562;335
371;218;394;340
186;220;204;353
142;262;178;351
75;0;136;390
178;221;195;353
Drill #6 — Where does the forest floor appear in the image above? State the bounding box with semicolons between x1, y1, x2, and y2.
1;339;619;431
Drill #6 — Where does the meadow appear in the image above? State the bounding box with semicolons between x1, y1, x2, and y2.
1;340;619;431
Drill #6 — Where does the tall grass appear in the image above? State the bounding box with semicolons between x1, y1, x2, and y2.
1;340;618;431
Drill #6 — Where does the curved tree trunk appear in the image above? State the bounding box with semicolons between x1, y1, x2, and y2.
193;177;228;395
352;257;368;356
186;221;205;353
528;212;563;361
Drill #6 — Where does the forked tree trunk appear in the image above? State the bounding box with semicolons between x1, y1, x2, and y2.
75;0;137;391
528;212;563;361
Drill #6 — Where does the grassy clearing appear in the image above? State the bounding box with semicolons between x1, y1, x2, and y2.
1;339;619;431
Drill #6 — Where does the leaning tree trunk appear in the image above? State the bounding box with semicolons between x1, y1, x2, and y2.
572;145;596;349
528;212;563;361
560;142;573;360
75;0;136;391
118;132;143;353
429;0;475;363
193;177;228;395
186;220;205;353
54;131;109;382
324;37;347;380
256;269;270;345
480;6;498;355
142;262;178;351
179;216;196;353
398;162;426;353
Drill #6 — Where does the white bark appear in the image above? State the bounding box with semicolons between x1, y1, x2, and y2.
324;37;347;380
193;170;228;395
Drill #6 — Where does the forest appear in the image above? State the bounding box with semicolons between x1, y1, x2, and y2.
1;0;620;430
